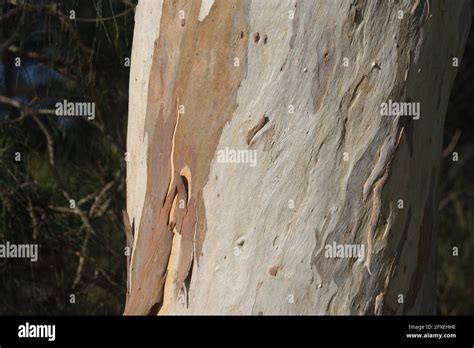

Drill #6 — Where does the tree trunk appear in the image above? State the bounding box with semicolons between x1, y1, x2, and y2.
124;0;471;315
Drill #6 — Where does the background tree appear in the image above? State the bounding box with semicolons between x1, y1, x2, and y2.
0;0;136;314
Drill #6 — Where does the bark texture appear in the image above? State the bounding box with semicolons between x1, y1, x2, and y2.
125;0;471;315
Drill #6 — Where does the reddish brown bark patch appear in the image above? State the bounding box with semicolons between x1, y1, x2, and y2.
124;0;250;315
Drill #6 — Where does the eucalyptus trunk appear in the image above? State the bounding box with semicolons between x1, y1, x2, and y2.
124;0;471;315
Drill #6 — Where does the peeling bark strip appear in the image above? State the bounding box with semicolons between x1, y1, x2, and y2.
124;0;249;315
363;127;404;275
122;210;134;299
125;0;471;315
246;115;269;145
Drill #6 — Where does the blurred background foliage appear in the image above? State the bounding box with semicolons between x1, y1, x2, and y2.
0;0;135;314
439;10;474;315
0;0;472;315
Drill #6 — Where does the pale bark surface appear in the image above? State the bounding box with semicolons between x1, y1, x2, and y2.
125;0;471;315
